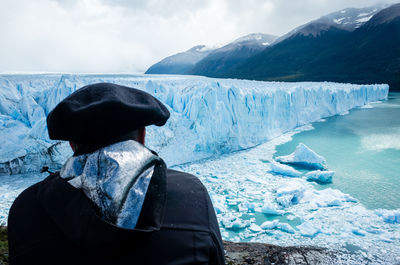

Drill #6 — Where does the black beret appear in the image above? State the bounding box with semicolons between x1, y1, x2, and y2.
47;83;170;142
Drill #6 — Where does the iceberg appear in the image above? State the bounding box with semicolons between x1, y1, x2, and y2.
269;161;302;177
0;74;388;174
301;187;357;208
276;143;326;169
275;181;357;209
259;220;295;234
306;170;334;184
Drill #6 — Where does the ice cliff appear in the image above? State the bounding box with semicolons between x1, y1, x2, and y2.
0;74;389;175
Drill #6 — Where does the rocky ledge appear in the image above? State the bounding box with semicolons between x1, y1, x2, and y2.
223;241;341;265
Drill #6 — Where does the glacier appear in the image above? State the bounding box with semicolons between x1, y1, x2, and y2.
0;74;388;175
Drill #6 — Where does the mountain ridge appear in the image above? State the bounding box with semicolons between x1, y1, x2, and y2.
145;3;400;90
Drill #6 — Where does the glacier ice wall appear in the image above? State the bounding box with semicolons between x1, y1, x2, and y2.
0;74;389;174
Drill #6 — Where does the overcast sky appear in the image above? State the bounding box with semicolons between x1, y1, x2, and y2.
0;0;395;73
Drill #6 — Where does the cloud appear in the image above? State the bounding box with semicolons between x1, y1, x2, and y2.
0;0;395;73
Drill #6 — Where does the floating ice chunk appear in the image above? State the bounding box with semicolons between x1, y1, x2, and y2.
221;230;229;239
302;188;357;208
258;201;284;215
378;231;394;243
360;104;374;109
226;198;242;206
221;214;251;230
275;143;326;169
306;170;334;184
275;181;305;207
352;228;366;236
286;214;297;221
339;110;350;116
209;192;225;214
260;219;279;229
249;223;262;232
365;226;383;235
276;222;295;234
239;202;256;213
297;221;320;237
269;161;302;178
375;209;400;224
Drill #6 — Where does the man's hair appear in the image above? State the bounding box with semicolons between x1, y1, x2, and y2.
70;128;141;155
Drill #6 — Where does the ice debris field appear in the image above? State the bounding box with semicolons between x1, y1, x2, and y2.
1;74;399;263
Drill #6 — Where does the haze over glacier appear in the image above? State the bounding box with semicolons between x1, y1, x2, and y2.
0;74;388;174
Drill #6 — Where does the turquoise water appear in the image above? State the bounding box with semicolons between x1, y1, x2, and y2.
275;92;400;210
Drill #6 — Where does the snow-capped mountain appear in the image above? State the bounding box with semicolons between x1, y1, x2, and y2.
215;33;277;52
145;45;215;74
230;3;400;90
145;33;277;75
275;4;388;42
188;33;277;76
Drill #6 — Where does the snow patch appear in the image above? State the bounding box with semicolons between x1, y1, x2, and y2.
356;15;373;23
333;17;346;24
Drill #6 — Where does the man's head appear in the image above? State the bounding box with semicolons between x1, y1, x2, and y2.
47;83;169;155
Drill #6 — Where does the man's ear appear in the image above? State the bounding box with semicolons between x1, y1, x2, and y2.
137;127;146;145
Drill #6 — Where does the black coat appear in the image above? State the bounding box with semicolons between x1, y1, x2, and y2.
8;166;225;265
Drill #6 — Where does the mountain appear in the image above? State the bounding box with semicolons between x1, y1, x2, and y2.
188;33;278;77
211;3;398;90
145;33;277;75
145;4;399;90
275;4;387;43
145;45;214;74
184;5;386;78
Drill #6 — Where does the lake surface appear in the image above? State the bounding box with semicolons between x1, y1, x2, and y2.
275;92;400;210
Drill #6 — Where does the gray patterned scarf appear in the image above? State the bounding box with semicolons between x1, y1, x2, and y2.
60;140;160;229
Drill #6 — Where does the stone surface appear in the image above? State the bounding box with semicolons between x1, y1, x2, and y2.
223;241;335;265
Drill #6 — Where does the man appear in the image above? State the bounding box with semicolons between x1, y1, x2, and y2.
8;83;225;265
